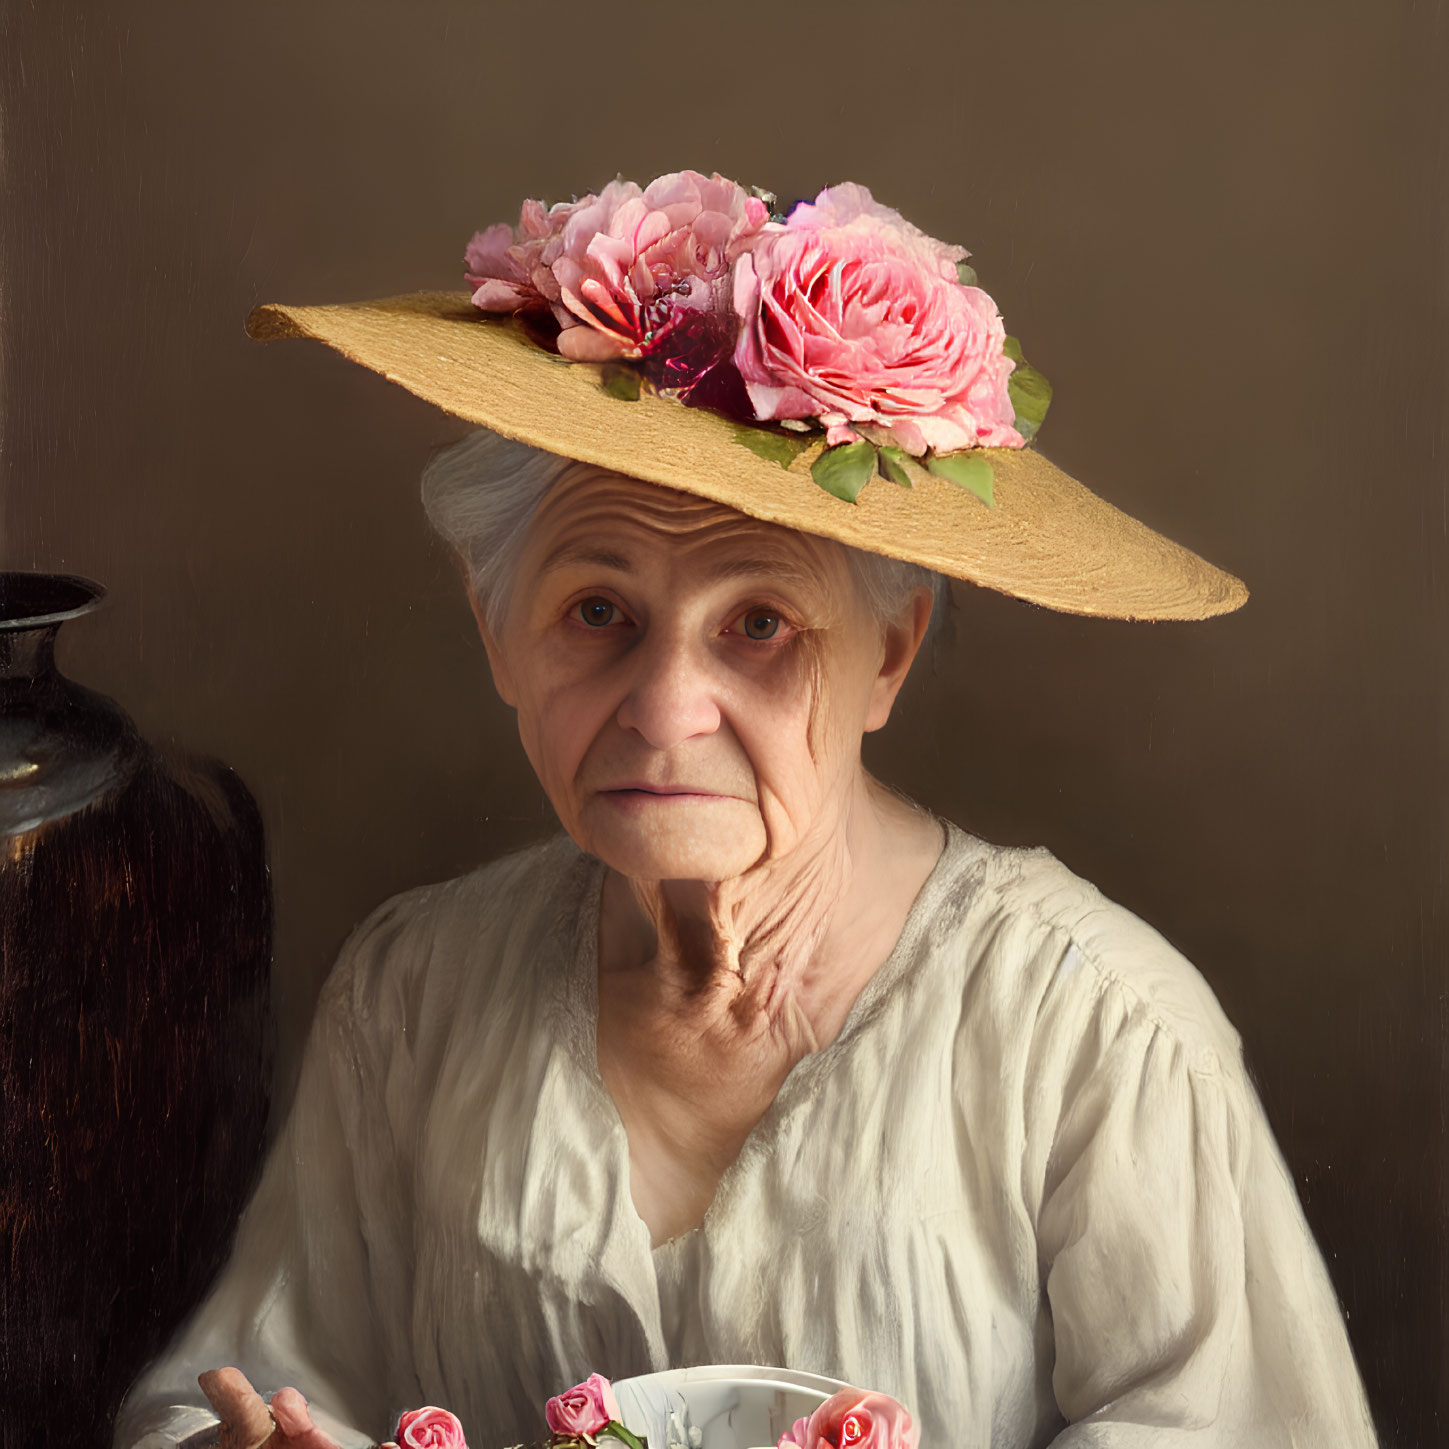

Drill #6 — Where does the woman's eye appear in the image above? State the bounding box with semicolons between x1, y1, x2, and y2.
573;597;619;628
734;608;784;641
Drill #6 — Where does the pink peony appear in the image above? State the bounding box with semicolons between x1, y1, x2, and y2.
732;183;1024;455
775;1389;917;1449
466;172;767;380
465;197;576;315
545;1373;623;1437
395;1404;469;1449
547;170;769;364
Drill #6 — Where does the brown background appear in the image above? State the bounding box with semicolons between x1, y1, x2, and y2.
2;1;1444;1444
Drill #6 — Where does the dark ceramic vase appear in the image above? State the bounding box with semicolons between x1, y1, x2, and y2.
0;573;272;1449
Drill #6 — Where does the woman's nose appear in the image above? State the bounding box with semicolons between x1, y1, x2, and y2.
614;631;722;749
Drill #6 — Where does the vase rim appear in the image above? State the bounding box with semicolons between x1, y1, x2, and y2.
0;572;106;631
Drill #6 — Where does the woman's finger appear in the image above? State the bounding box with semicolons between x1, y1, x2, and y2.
198;1367;276;1449
268;1385;344;1447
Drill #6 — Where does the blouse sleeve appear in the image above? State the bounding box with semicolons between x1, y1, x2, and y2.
1031;957;1378;1447
111;899;428;1449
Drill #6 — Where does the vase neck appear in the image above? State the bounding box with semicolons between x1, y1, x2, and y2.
0;574;106;684
0;625;59;683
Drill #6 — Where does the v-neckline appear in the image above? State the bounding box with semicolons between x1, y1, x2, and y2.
555;820;970;1259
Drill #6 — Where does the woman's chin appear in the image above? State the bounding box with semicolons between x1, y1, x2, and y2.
580;796;765;882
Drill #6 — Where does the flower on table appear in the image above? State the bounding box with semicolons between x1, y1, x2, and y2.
381;1404;469;1449
776;1388;918;1449
545;1372;624;1437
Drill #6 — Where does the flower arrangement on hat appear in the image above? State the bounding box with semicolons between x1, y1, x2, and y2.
247;163;1247;617
464;170;1051;507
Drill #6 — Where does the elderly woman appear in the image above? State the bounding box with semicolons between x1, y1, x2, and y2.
115;174;1376;1449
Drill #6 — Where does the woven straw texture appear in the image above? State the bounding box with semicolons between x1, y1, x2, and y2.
247;292;1248;621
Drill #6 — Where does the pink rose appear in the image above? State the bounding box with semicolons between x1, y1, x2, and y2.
395;1404;469;1449
546;170;768;364
732;182;1023;455
779;1415;813;1449
776;1389;917;1449
545;1373;623;1436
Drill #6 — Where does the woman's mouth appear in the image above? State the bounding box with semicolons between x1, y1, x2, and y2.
601;783;730;801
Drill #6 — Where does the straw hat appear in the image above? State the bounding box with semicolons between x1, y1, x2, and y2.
246;177;1247;623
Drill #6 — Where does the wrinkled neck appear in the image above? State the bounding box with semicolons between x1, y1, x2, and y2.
603;772;888;1039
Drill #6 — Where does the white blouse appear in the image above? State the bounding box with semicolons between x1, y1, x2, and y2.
114;826;1378;1449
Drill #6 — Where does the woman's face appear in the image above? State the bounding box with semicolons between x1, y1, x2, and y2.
479;469;930;882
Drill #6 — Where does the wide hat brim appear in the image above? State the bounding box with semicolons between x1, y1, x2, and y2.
246;291;1248;622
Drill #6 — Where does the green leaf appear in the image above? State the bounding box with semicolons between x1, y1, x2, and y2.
956;261;978;288
601;1423;648;1449
877;444;913;487
731;425;813;469
927;451;995;507
811;441;877;503
1002;335;1052;443
599;364;641;401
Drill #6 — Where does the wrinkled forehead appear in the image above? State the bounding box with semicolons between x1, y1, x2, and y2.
522;464;851;586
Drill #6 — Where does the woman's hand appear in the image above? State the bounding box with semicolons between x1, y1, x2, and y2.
198;1367;345;1449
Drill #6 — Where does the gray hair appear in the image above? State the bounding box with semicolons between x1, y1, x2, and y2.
420;429;947;636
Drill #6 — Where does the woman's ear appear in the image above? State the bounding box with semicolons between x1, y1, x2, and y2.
467;589;518;708
864;587;935;733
